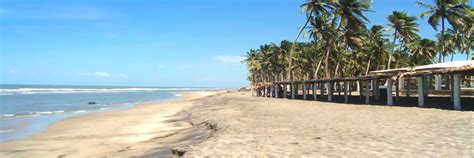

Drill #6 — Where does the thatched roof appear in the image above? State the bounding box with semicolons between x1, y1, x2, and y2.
414;60;474;70
262;61;474;86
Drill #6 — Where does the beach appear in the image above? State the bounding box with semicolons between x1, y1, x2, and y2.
1;91;473;157
0;91;218;157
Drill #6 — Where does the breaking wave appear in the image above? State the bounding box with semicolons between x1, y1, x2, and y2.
0;87;221;95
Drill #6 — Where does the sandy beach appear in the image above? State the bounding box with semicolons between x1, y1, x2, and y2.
1;91;473;157
0;91;219;157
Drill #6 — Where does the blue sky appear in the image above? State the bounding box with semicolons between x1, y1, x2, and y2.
0;0;471;87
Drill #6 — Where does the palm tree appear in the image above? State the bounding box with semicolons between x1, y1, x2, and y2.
363;25;392;74
417;0;470;63
303;0;370;78
387;11;420;69
407;39;437;66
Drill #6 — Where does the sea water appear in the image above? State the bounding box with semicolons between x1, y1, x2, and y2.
0;84;221;142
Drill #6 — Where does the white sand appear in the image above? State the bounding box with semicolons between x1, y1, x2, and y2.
1;91;473;157
183;92;474;157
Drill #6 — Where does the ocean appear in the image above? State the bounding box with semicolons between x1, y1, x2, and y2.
0;84;222;142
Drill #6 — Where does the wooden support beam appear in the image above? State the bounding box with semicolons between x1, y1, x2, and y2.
313;83;318;100
365;80;370;104
387;78;393;106
395;78;400;101
263;86;267;97
344;81;349;103
417;76;424;107
338;82;342;95
435;74;442;90
424;76;429;97
349;81;352;96
406;77;411;97
269;86;273;98
283;84;288;99
274;84;279;98
303;83;307;100
374;79;379;101
359;81;363;99
291;82;296;99
453;74;462;110
399;77;405;90
328;82;333;101
320;82;325;99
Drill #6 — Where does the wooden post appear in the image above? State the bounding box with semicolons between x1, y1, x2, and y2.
417;76;424;107
263;86;267;97
313;83;318;100
374;79;379;101
450;76;454;102
349;81;352;96
359;81;363;99
283;84;288;99
395;78;400;101
453;74;461;110
320;82;325;99
365;80;370;104
406;77;411;97
399;76;405;90
269;85;273;98
291;82;296;99
274;84;279;98
327;82;333;101
338;82;342;95
387;78;393;106
344;81;349;103
423;76;431;98
435;74;442;90
303;83;307;100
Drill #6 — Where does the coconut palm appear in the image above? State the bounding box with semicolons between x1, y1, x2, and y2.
387;11;420;69
303;0;370;79
417;0;470;63
363;25;393;74
407;39;437;65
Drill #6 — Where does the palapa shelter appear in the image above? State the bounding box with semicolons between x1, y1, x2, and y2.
254;61;474;110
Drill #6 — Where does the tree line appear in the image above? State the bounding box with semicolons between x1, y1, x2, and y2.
242;0;472;84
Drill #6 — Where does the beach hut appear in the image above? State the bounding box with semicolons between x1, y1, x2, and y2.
263;61;473;110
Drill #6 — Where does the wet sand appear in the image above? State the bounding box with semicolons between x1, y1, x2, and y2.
0;91;219;157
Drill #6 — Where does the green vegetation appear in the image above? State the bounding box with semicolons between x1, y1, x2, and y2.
242;0;472;84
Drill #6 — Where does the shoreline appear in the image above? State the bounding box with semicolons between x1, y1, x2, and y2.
0;91;222;157
0;92;184;143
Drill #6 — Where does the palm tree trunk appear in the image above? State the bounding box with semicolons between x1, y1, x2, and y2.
288;10;313;82
365;59;372;75
439;16;445;63
314;59;323;79
435;17;446;91
388;32;397;70
324;43;332;79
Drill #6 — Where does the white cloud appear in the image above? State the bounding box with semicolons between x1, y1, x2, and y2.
0;9;8;16
7;69;16;74
118;73;128;78
212;55;246;63
75;72;111;77
9;6;105;20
